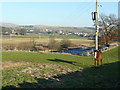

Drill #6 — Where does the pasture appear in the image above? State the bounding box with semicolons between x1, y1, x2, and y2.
2;34;94;46
2;46;120;88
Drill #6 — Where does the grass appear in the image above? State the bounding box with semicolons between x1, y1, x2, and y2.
2;46;120;88
2;34;90;39
3;33;90;39
2;34;94;46
2;51;92;68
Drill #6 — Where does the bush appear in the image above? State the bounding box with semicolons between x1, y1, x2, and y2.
17;41;36;51
60;39;71;50
48;35;60;51
2;43;16;50
48;39;57;50
48;38;72;51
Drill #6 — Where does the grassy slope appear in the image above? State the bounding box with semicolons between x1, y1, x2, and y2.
2;46;119;67
2;46;120;88
2;51;93;68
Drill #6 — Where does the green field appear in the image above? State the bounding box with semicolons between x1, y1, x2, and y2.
2;46;120;88
2;34;91;39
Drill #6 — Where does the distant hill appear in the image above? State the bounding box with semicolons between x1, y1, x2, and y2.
0;22;19;28
20;25;95;33
1;22;95;33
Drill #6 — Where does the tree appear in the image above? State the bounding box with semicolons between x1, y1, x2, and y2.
31;38;37;51
48;36;72;51
18;38;37;51
60;39;71;50
48;35;57;50
2;27;12;35
98;14;118;46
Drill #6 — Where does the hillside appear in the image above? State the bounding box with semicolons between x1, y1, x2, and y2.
21;25;95;33
2;46;119;88
0;22;19;27
1;22;95;33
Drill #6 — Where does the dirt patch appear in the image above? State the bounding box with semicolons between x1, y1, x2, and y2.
19;63;83;79
2;61;32;68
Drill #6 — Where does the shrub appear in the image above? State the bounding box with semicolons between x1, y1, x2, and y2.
60;39;71;50
17;41;36;51
2;43;16;50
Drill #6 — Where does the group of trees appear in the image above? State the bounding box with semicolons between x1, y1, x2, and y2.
2;38;37;51
3;36;71;52
98;14;119;46
48;35;71;51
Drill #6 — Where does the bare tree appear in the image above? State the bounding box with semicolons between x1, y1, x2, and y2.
60;39;71;50
48;35;57;51
99;14;118;46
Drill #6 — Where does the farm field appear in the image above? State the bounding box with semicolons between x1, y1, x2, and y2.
2;46;120;88
3;33;93;39
2;35;94;46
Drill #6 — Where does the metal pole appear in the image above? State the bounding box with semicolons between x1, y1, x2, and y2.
95;0;99;50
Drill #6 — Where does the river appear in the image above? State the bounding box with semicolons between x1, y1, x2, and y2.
51;45;115;56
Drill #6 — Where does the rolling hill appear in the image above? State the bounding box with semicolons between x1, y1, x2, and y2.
1;22;95;33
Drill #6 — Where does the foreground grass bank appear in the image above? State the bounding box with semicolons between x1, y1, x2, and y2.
2;46;120;88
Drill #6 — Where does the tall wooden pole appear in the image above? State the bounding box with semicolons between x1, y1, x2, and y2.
95;0;99;50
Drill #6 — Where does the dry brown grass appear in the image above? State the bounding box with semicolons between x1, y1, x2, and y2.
2;36;94;46
2;61;32;68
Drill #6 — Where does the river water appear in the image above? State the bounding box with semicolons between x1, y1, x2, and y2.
51;45;115;56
